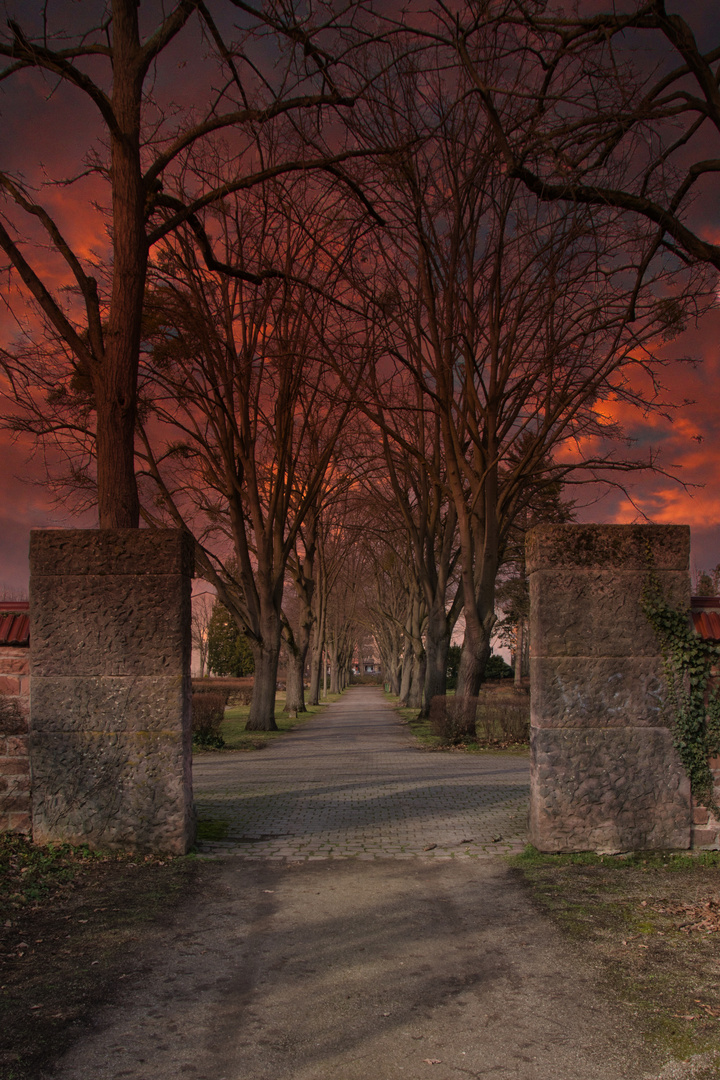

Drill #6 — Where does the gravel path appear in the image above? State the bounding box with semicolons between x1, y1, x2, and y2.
193;686;530;859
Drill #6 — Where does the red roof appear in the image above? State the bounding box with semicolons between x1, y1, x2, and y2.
0;602;29;647
692;610;720;642
691;597;720;643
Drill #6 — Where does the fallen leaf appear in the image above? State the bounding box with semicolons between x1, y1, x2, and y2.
423;844;437;851
423;1059;442;1065
695;1000;720;1017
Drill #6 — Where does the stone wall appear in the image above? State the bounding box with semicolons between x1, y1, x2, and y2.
0;644;31;834
29;529;195;854
528;523;692;853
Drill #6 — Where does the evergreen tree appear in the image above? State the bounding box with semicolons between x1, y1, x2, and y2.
207;603;255;677
696;567;720;597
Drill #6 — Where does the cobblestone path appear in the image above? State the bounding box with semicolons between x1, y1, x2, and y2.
193;686;529;859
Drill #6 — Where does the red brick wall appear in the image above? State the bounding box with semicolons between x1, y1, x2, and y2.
0;644;31;835
691;756;720;850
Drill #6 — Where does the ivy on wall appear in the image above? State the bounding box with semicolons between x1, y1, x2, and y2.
642;571;720;808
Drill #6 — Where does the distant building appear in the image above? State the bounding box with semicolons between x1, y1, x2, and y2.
352;634;382;676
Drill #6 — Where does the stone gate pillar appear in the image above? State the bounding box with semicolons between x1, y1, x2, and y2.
29;529;195;854
527;523;691;853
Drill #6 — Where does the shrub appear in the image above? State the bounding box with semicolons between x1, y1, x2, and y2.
228;687;253;706
191;691;226;749
475;691;530;746
429;695;478;745
483;654;514;680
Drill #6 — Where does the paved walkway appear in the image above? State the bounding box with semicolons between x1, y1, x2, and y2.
193;686;529;859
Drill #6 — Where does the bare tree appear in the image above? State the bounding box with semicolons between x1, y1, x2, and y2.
325;549;365;693
133;182;366;729
450;2;720;271
305;494;357;705
191;590;215;678
361;534;414;699
368;401;462;715
0;1;370;526
348;44;708;694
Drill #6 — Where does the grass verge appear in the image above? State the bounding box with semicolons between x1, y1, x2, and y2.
388;694;529;754
511;846;720;1072
194;691;344;753
0;833;200;1080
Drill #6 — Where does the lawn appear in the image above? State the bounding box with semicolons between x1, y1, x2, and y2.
193;691;344;752
512;846;720;1073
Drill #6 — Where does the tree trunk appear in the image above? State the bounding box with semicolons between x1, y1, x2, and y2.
246;609;281;730
514;619;524;689
307;601;325;706
407;645;426;709
284;642;307;713
457;625;491;698
398;636;413;705
420;600;451;718
403;590;426;710
282;595;311;715
308;644;322;706
97;0;146;528
378;642;401;695
329;639;340;694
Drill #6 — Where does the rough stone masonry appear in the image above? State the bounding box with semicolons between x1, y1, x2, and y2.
29;529;195;854
527;523;692;853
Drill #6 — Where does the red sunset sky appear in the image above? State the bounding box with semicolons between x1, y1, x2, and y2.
0;1;719;594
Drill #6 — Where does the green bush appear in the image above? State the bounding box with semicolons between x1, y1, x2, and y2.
445;648;513;690
483;653;514;680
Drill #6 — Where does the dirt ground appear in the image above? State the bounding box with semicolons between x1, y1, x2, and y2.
0;835;200;1080
513;850;720;1076
3;836;720;1080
